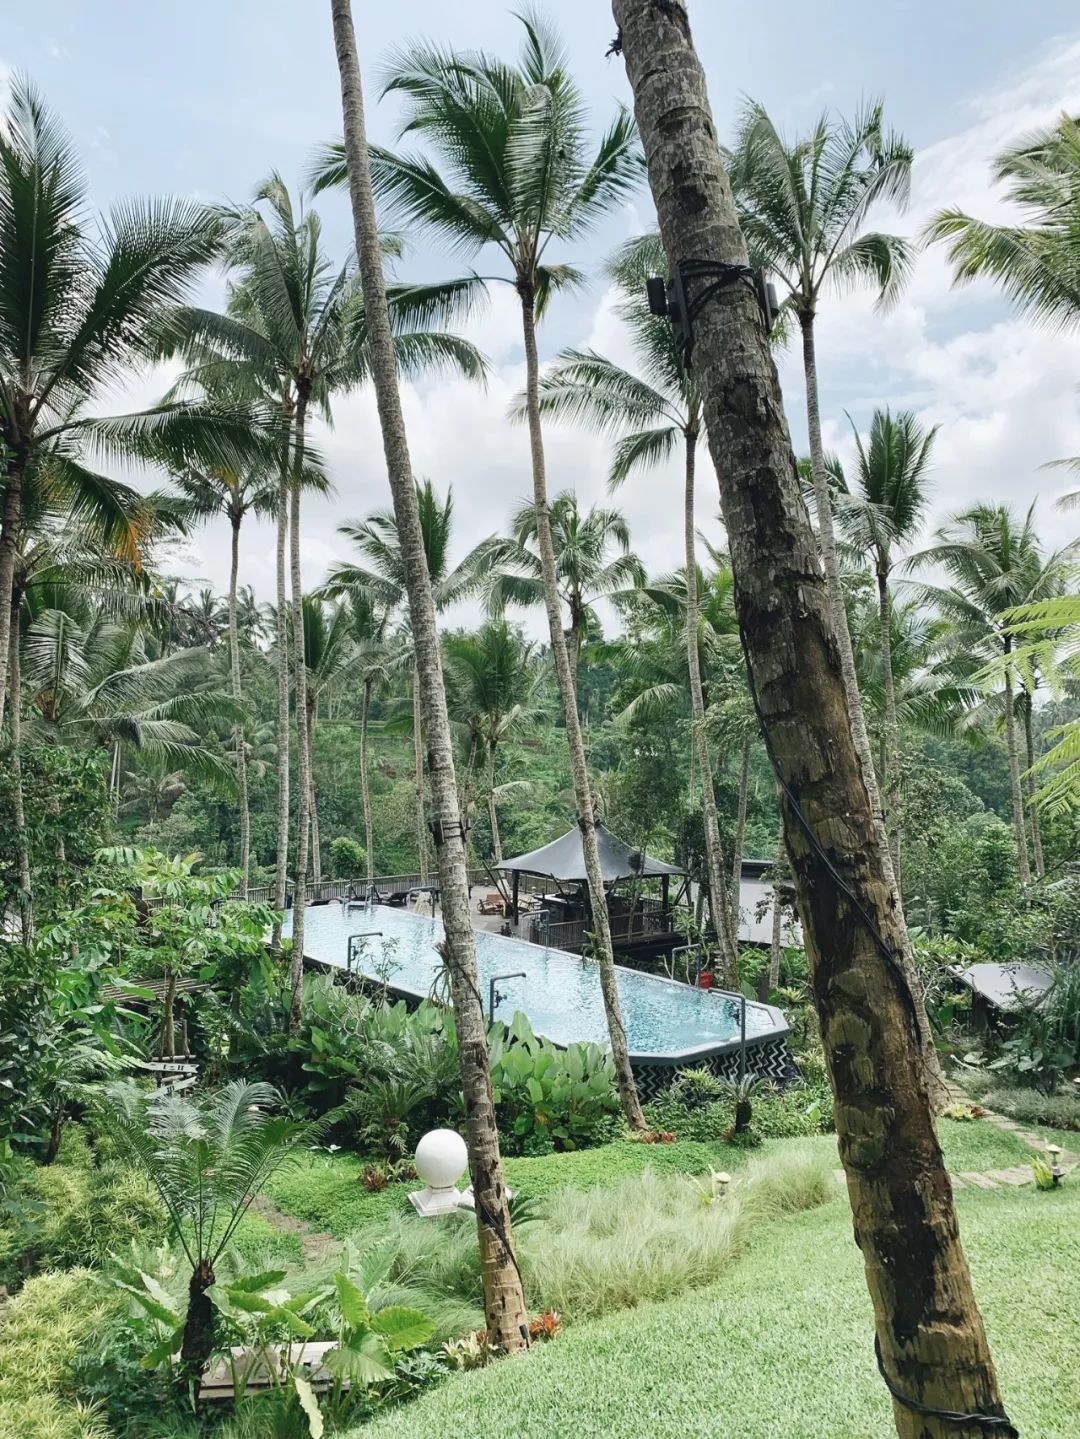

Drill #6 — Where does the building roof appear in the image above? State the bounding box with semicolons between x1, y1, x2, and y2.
953;962;1053;1012
499;822;683;884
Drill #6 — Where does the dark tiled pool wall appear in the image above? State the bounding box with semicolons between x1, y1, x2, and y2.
630;1036;797;1102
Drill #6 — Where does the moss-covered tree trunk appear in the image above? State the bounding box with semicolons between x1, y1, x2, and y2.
288;389;312;1029
1002;639;1031;886
1022;690;1045;879
613;5;1012;1434
328;0;529;1351
360;676;375;891
272;398;293;951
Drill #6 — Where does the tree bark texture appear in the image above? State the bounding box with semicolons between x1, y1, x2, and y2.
288;390;312;1029
0;457;23;732
728;734;750;958
272;405;293;949
307;689;322;885
412;665;429;882
179;1258;216;1396
767;826;785;991
1002;641;1031;886
487;737;503;867
683;429;738;984
877;567;903;889
1022;691;1045;879
360;676;375;890
613;6;1011;1434
519;288;646;1130
328;0;529;1352
227;516;251;897
8;602;33;940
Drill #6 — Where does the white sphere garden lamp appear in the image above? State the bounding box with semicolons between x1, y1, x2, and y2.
409;1128;469;1218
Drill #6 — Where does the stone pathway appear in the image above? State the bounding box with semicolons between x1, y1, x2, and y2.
248;1192;338;1266
832;1080;1078;1191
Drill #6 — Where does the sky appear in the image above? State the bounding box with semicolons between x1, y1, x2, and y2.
4;1;1080;635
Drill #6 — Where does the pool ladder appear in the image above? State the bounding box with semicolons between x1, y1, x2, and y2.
488;971;526;1024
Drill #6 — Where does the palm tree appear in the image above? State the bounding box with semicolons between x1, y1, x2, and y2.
443;621;545;865
314;8;648;1130
489;492;646;682
22;604;237;794
998;591;1080;818
169;459;276;895
301;596;362;884
168;177;483;1019
327;481;490;882
727;101;913;888
340;588;391;893
0;77;269;733
326;0;529;1352
908;503;1074;885
613;2;1007;1424
520;232;739;978
927;114;1080;331
110;1078;311;1388
837;408;938;879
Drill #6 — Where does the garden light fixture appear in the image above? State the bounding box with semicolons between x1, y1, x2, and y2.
409;1128;469;1217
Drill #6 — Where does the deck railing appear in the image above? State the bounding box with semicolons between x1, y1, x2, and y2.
529;905;676;952
140;870;490;910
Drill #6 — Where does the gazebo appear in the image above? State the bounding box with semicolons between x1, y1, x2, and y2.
497;823;684;952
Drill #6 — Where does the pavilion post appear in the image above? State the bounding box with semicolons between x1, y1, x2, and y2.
511;870;519;927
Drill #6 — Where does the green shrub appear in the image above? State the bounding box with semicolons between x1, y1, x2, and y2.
645;1074;831;1144
0;1268;120;1439
983;1086;1080;1132
30;1159;165;1269
488;1013;620;1154
330;835;367;878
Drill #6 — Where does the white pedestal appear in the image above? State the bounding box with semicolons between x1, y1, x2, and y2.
408;1184;466;1218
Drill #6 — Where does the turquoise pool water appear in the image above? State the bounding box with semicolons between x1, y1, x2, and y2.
283;903;787;1060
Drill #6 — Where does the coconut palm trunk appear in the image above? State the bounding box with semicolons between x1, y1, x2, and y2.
486;737;502;867
288;387;313;1029
727;735;751;953
803;311;943;1104
272;410;292;948
306;688;322;886
227;515;251;896
328;0;529;1351
1002;637;1031;885
876;567;903;887
683;429;738;983
1022;691;1045;879
8;599;32;940
412;664;429;882
767;831;785;991
614;5;1010;1432
519;288;646;1130
360;676;375;891
0;460;23;731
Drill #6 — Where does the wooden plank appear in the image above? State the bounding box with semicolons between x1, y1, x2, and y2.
199;1341;347;1401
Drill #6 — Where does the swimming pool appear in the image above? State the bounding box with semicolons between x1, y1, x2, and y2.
283;903;792;1091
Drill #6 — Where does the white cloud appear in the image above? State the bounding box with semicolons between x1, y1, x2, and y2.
93;30;1080;622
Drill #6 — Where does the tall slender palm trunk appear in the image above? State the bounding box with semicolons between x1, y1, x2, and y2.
0;461;24;732
877;567;903;887
487;738;502;867
272;403;293;949
1022;691;1045;879
360;676;375;892
682;431;738;981
288;389;313;1029
519;287;646;1131
227;516;251;897
329;0;529;1352
728;734;750;953
614;6;1010;1432
1002;639;1031;885
412;665;429;881
306;690;322;885
8;602;32;941
802;289;944;1110
767;822;785;990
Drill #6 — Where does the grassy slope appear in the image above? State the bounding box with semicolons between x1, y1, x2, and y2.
266;1121;1035;1240
354;1183;1080;1439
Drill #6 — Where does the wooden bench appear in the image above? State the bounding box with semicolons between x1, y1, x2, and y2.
199;1341;348;1402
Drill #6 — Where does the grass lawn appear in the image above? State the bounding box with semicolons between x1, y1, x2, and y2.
266;1120;1029;1242
353;1182;1080;1439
